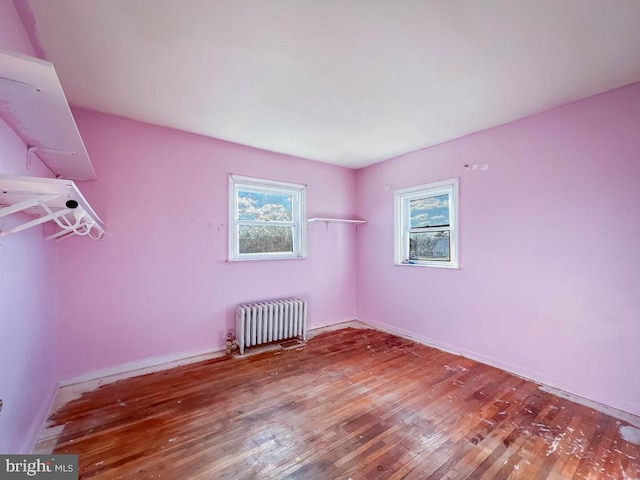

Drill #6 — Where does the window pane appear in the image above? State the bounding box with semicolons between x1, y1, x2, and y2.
238;191;293;221
409;231;450;261
239;225;293;254
410;194;449;228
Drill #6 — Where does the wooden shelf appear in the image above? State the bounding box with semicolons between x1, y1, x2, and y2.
0;51;97;180
307;217;367;224
0;175;105;241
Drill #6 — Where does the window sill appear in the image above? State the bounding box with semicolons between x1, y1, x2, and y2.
227;255;307;263
394;262;460;269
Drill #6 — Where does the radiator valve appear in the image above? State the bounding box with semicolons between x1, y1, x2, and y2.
226;332;237;355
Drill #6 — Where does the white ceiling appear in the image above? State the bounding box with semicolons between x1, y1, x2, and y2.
21;0;640;168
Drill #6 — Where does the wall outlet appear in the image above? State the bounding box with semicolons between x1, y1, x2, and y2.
0;399;3;413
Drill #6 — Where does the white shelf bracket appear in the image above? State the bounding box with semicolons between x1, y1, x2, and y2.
0;175;105;241
27;146;76;173
1;51;97;180
306;217;367;229
0;206;72;238
0;193;61;219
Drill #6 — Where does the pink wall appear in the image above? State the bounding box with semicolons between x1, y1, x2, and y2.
355;82;640;416
58;85;640;418
0;1;58;453
4;0;636;438
56;110;358;379
0;118;58;454
0;0;36;57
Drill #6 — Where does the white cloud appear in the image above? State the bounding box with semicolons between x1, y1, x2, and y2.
238;195;290;221
412;213;430;223
411;196;449;210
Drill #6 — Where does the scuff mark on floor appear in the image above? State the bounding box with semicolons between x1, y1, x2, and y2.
545;433;564;456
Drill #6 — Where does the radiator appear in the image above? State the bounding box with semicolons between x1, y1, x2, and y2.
236;298;307;354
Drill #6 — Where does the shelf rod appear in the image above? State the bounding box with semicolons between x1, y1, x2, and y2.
307;217;367;224
0;193;61;219
0;207;73;238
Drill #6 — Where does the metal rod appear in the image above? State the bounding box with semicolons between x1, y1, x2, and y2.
0;207;73;237
0;194;60;218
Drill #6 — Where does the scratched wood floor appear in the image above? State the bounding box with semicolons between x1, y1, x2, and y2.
36;328;640;479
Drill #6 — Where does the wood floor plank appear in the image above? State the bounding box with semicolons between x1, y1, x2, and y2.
35;328;640;479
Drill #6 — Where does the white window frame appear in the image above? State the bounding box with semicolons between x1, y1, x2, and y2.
394;178;459;268
228;174;307;262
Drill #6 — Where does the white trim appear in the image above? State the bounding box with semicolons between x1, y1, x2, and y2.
228;249;305;262
229;174;306;191
306;319;368;336
58;344;227;387
34;319;640;449
393;177;457;197
228;174;236;261
59;320;363;388
22;383;59;453
361;318;640;423
33;319;369;450
228;174;307;261
394;177;459;268
536;386;640;428
363;317;563;385
54;320;363;397
394;262;461;270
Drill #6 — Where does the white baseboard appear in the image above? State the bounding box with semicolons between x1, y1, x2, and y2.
307;319;368;337
54;319;365;406
47;317;638;439
361;318;640;426
23;383;59;453
52;345;228;412
536;385;640;428
57;342;226;393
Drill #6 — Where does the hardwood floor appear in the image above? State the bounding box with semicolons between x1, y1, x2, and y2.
36;328;640;479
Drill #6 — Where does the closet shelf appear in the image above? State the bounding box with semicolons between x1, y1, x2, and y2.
0;175;105;241
0;50;97;180
307;217;367;225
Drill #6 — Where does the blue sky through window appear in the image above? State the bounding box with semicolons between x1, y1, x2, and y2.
410;194;449;228
238;190;293;221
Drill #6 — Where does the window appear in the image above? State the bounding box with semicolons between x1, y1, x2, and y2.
228;175;306;261
394;178;459;268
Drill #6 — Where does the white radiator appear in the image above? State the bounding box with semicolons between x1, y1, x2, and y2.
236;298;307;354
